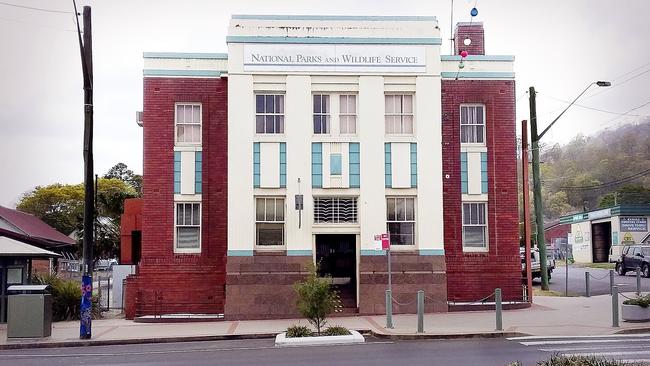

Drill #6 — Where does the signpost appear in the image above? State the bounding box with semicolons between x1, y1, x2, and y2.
377;233;392;328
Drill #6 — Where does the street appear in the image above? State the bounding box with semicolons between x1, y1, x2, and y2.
541;265;649;296
3;334;650;366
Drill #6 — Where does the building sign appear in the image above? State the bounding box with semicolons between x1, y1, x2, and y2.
588;208;611;221
620;217;648;232
243;44;426;73
622;232;635;245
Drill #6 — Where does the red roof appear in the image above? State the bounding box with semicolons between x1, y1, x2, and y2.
0;206;76;246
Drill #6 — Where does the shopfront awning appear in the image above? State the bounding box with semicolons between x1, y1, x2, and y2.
0;236;61;258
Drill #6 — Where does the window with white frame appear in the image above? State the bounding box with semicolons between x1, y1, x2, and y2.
339;95;357;134
314;197;358;224
255;197;285;246
313;94;330;134
175;203;201;251
460;105;485;144
462;202;487;248
386;197;416;245
256;94;284;134
385;95;414;134
175;103;202;144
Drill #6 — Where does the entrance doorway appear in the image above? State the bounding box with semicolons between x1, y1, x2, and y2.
315;234;357;309
592;222;612;263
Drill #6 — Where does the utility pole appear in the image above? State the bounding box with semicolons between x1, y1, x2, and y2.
521;120;533;301
74;2;94;339
529;86;549;290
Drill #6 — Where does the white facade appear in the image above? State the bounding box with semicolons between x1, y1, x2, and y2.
226;16;445;257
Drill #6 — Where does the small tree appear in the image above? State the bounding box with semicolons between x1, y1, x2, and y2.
294;263;339;335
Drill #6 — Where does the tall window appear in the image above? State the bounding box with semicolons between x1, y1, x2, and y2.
386;197;415;245
256;95;284;134
256;197;285;246
462;202;487;248
314;197;358;224
175;203;201;251
339;95;357;134
460;105;485;144
313;94;330;134
385;95;413;134
175;103;201;144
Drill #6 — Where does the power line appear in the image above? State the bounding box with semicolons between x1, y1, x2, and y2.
0;15;78;32
599;101;650;128
584;68;650;101
537;92;650;117
560;168;650;190
0;1;74;14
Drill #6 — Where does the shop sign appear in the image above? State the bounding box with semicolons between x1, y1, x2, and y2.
622;232;635;245
588;208;611;221
620;217;648;232
243;44;426;72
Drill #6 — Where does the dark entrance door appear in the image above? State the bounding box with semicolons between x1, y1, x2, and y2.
592;222;612;263
315;234;356;309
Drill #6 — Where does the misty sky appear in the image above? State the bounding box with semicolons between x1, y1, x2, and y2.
1;0;649;207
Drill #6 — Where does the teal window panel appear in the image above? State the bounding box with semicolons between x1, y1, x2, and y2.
410;143;417;188
384;143;392;188
330;153;342;175
460;152;468;194
312;143;322;188
349;142;360;188
481;152;488;194
253;143;260;188
195;152;202;194
279;143;286;188
174;151;181;194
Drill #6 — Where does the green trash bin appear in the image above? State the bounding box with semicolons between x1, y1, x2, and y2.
7;285;52;338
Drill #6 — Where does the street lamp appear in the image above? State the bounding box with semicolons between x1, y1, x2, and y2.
528;80;610;290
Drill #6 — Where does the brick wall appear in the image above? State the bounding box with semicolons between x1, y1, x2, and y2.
120;198;142;265
125;77;228;319
454;24;485;56
442;79;521;302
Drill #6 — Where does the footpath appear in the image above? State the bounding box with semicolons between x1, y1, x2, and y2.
1;292;649;349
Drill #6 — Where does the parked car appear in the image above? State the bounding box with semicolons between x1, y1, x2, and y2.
616;245;650;277
521;247;554;280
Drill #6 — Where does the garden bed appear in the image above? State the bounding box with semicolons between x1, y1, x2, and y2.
275;330;365;347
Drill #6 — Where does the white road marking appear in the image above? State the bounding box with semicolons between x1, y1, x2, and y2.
521;338;650;346
507;333;650;341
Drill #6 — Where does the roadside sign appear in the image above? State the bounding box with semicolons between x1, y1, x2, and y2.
381;233;390;250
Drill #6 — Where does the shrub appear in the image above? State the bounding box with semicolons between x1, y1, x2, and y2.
507;355;644;366
33;274;102;321
322;325;350;336
294;263;340;335
286;325;312;338
623;294;650;308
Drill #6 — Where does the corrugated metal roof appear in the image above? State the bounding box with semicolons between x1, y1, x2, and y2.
0;206;76;245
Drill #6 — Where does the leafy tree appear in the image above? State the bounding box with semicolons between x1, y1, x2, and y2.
104;163;142;197
294;263;340;335
599;185;650;208
16;171;138;259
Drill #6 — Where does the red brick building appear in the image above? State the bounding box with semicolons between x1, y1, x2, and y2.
125;16;521;319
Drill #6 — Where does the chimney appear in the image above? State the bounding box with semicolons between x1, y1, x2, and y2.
454;22;485;56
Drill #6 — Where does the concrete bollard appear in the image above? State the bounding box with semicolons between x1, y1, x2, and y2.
417;290;424;333
612;285;619;327
495;288;503;331
610;269;615;296
385;289;393;329
585;272;591;297
637;267;642;295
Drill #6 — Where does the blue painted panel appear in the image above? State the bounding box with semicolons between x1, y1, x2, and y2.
440;55;515;61
287;250;313;256
174;151;181;194
227;250;254;257
253;143;260;188
481;152;488;194
384;143;392;188
195;152;202;194
312;143;322;188
440;71;515;80
280;143;287;188
460;152;468;194
419;249;445;256
410;143;417;188
232;14;437;21
330;153;342;175
143;52;228;60
143;69;223;77
349;143;360;188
